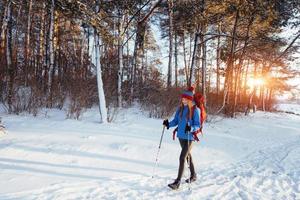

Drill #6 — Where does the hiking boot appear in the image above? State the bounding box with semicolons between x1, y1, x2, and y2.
185;175;197;183
168;179;180;190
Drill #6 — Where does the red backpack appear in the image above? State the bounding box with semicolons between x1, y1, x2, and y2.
173;92;207;141
194;92;207;127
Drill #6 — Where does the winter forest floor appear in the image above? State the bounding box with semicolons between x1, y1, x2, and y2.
0;104;300;200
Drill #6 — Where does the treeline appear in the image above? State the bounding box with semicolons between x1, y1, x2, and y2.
0;0;299;121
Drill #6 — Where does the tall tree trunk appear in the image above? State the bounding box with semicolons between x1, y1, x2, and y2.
201;24;207;107
216;21;221;97
188;25;200;87
245;61;258;115
208;67;211;95
0;1;9;54
261;85;265;111
94;30;108;123
182;31;189;85
195;30;201;91
167;0;173;88
6;1;13;113
58;18;65;108
188;33;193;71
232;62;242;116
94;1;107;123
259;65;265;111
38;2;45;83
0;1;10;103
42;6;48;94
117;14;125;108
140;46;145;84
48;0;55;107
126;18;130;81
130;29;139;101
267;88;273;110
252;62;258;106
174;31;178;87
24;0;33;86
243;59;250;98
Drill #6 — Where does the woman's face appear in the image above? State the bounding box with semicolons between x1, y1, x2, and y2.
182;98;188;106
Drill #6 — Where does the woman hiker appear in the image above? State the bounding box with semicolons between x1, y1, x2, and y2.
163;87;201;190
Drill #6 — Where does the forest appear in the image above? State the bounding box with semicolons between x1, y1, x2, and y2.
0;0;299;122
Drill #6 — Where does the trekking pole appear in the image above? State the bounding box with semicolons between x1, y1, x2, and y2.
152;125;166;178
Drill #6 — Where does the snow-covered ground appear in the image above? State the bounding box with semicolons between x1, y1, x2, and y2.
0;105;300;200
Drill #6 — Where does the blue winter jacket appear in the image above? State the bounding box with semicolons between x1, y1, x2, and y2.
169;106;201;141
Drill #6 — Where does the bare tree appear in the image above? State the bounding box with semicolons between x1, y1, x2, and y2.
24;0;33;86
47;0;55;107
167;0;173;88
6;0;13;113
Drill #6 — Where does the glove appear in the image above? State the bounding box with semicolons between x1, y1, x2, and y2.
185;124;191;133
163;119;169;129
193;132;200;142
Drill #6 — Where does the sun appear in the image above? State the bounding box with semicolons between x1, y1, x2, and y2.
247;77;265;88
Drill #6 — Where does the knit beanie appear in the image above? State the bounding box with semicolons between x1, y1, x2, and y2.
181;86;194;101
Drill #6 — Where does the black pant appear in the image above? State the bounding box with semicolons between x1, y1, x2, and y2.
176;138;196;181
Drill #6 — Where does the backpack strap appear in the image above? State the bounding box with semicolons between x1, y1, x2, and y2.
192;105;196;118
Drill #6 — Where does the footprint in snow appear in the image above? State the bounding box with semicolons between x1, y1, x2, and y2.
110;143;130;152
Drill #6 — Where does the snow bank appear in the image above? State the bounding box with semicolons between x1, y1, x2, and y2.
277;103;300;115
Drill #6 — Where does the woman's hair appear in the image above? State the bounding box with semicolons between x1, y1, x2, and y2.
179;98;194;120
